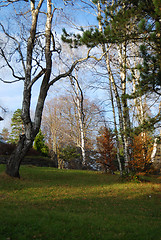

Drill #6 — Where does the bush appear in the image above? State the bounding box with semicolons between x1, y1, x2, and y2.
33;130;49;157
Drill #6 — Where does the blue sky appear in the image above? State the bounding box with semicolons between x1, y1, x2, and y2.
0;1;160;137
0;1;100;131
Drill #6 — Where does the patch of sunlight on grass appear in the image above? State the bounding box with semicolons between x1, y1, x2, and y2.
0;165;161;240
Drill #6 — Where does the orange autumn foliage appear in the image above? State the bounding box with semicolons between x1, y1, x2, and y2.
97;127;116;173
129;133;153;173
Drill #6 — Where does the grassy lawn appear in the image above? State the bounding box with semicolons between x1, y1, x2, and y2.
0;165;161;240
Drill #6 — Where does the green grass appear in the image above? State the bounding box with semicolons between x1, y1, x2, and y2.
0;165;161;240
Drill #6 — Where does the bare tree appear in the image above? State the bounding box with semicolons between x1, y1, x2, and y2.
69;73;86;165
0;0;91;177
42;94;102;154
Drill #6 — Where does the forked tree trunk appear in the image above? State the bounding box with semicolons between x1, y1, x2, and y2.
5;0;50;178
105;52;127;171
3;0;95;177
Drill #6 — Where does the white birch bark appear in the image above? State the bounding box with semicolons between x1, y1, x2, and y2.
109;74;123;174
151;138;157;162
129;49;145;126
117;43;131;169
70;75;86;166
97;0;125;172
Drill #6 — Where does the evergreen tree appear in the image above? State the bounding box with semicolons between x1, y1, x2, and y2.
97;127;116;173
62;0;161;95
33;130;49;157
114;0;161;95
129;132;153;173
9;109;23;144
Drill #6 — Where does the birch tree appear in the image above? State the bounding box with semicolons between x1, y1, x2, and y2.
95;0;130;171
63;0;160;172
69;73;86;165
42;94;102;157
0;0;91;178
73;0;144;171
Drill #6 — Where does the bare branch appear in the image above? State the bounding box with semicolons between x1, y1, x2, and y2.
0;77;23;83
0;48;25;80
28;68;46;89
0;105;7;113
0;23;26;73
37;0;44;11
48;49;107;88
48;48;92;87
0;0;28;7
70;74;85;122
89;51;107;61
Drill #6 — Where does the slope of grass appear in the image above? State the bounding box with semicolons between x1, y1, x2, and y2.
0;164;161;240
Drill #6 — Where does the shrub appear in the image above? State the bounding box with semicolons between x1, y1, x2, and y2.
33;130;49;157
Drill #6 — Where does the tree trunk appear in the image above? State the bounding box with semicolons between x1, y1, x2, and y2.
109;74;122;174
105;53;127;170
79;117;86;166
5;0;51;178
117;43;131;170
70;75;86;166
97;1;126;173
6;134;33;178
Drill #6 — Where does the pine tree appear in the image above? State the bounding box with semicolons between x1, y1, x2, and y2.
9;109;23;144
62;0;161;95
116;0;161;95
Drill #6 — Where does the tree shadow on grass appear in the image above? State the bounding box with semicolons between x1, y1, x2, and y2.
0;190;161;240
